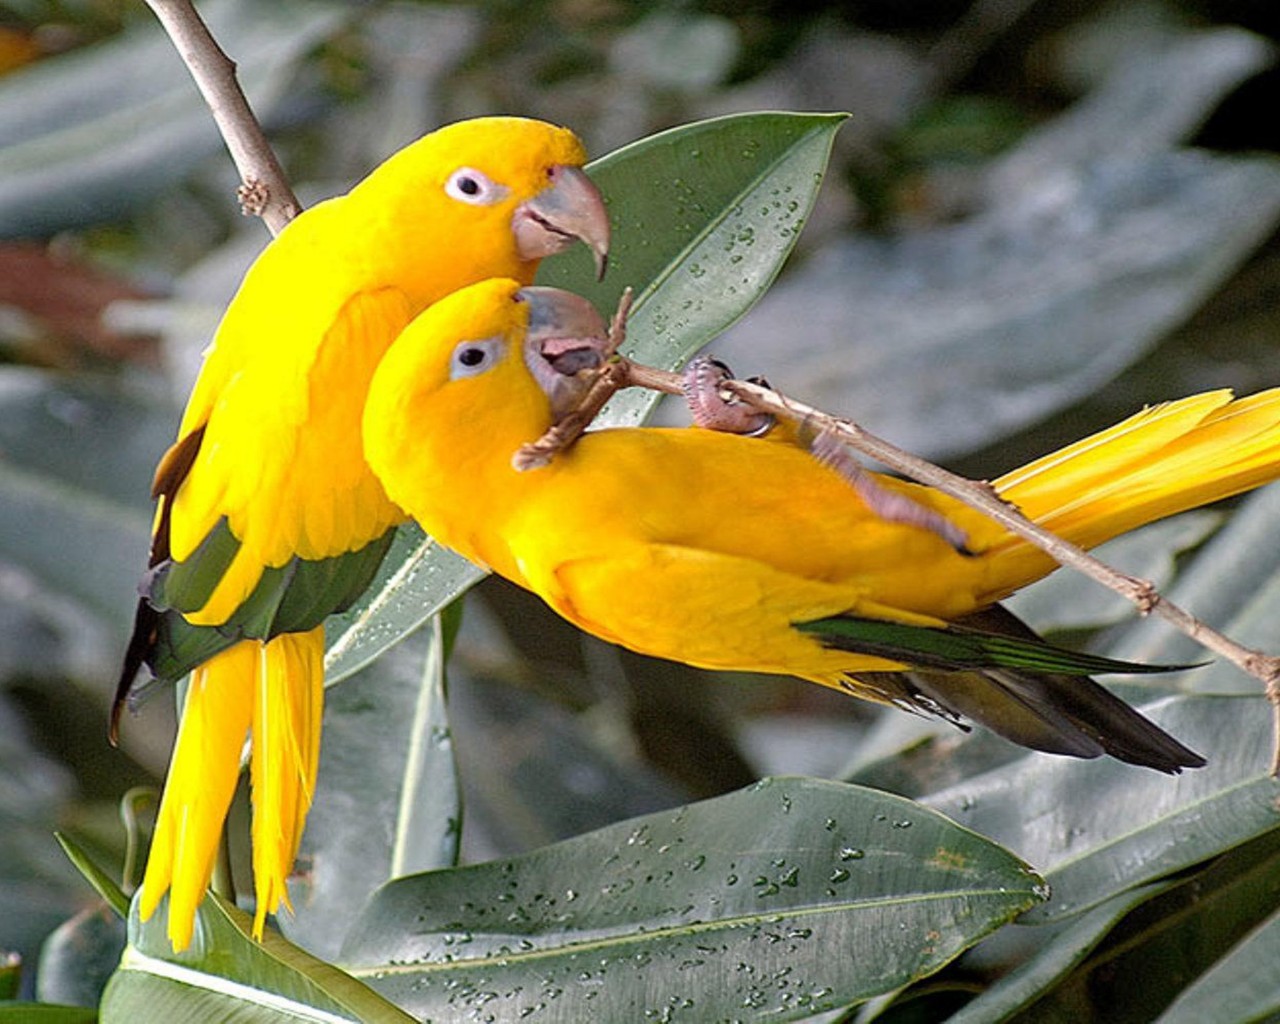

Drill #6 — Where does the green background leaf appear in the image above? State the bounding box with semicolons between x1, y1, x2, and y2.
343;778;1043;1021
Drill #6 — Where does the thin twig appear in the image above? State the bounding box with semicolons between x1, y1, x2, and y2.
527;351;1280;771
146;0;301;235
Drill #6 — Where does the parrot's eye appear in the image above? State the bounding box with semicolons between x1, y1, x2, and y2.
449;337;504;379
445;167;508;206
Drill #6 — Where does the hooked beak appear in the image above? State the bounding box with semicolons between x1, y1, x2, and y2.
514;165;610;281
518;286;610;421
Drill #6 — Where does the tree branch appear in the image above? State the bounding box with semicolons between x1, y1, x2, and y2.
146;0;301;235
524;340;1280;773
144;0;308;914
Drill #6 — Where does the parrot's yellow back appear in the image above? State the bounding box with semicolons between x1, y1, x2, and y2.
365;279;1280;777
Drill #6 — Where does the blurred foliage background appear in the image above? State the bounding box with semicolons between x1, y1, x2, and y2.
2;0;1280;1015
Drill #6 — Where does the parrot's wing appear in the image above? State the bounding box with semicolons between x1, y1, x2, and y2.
163;285;413;621
796;609;1186;676
805;605;1206;773
113;286;413;720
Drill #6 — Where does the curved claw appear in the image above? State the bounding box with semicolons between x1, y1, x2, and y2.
682;356;774;436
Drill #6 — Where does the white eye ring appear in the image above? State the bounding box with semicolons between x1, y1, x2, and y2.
449;337;504;379
445;167;509;206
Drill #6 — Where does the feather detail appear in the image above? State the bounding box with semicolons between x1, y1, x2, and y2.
139;641;255;951
250;628;324;940
363;282;1280;780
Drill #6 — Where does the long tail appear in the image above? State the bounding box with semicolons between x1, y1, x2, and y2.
139;628;324;950
980;388;1280;599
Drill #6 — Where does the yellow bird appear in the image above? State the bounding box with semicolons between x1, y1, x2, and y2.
364;278;1280;777
114;119;609;950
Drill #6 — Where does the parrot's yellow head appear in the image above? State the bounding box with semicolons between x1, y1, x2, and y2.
364;278;609;528
348;117;610;303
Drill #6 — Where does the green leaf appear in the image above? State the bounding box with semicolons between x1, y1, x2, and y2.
1105;481;1280;692
0;696;85;976
541;109;848;427
943;883;1173;1023
325;111;846;683
388;612;462;878
708;33;1280;461
991;824;1280;1024
0;370;159;631
1006;512;1223;634
1156;907;1280;1023
54;833;128;919
342;778;1044;1021
924;693;1279;926
0;958;17;1001
36;904;125;1009
445;662;687;855
101;894;414;1024
324;526;479;685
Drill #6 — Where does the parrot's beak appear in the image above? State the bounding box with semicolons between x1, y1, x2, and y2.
518;286;610;421
514;165;611;280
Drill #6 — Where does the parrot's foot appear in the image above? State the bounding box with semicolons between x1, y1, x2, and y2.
682;356;774;436
809;431;974;557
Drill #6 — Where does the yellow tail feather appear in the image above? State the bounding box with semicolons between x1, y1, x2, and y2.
250;629;324;940
139;628;324;951
139;642;254;951
980;387;1280;599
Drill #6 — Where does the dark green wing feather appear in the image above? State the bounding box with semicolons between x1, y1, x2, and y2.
143;527;397;683
112;418;397;737
796;611;1198;675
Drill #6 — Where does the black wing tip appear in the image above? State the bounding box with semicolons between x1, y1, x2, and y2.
1105;659;1211;676
111;598;160;745
852;662;1209;775
1110;736;1207;774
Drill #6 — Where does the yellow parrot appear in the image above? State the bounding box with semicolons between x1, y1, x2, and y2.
113;118;610;950
364;278;1280;777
